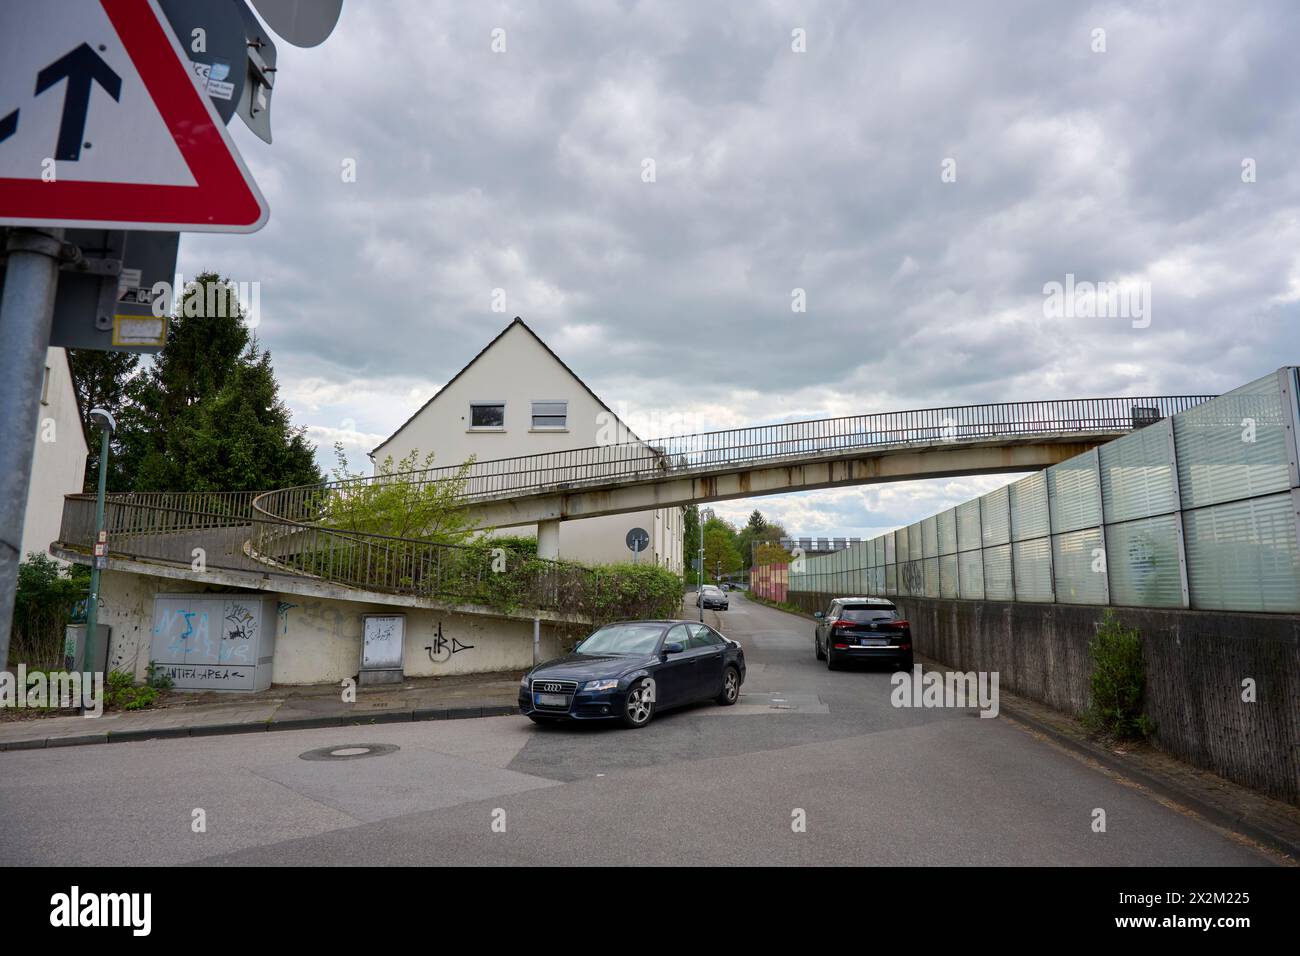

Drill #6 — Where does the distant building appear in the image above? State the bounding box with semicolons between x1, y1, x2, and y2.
22;347;88;561
373;318;683;571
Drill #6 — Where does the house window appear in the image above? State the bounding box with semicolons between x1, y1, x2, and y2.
469;402;505;429
531;400;567;430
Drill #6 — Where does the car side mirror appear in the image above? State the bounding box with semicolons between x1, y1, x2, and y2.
661;641;684;655
814;611;824;619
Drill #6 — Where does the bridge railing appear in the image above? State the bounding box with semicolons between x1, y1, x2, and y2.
56;493;592;609
254;395;1216;523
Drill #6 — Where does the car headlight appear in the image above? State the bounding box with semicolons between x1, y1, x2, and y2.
582;679;620;692
520;675;530;689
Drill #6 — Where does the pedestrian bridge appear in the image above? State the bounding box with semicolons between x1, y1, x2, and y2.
56;394;1213;610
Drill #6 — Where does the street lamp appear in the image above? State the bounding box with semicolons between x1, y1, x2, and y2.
697;517;704;623
83;407;115;681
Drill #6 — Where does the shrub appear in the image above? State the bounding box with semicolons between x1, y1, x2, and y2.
145;660;174;691
104;670;161;711
1084;610;1153;740
11;554;88;670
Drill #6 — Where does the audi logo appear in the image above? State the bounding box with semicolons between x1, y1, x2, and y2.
539;682;563;693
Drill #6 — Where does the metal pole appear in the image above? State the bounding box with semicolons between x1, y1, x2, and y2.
0;228;64;672
697;514;704;623
532;616;540;665
84;424;112;677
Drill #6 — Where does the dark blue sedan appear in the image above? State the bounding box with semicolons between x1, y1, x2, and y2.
519;620;746;728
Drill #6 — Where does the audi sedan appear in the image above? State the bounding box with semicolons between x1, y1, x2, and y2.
814;597;913;671
519;620;746;728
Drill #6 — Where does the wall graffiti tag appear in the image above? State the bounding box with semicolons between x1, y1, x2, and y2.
900;560;925;595
425;621;473;663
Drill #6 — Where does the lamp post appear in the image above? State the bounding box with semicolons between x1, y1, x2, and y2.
84;408;116;680
697;522;704;623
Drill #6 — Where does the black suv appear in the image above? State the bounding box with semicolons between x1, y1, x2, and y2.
814;597;912;670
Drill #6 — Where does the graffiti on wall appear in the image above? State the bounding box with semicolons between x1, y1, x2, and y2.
151;595;268;691
425;621;473;663
900;560;925;595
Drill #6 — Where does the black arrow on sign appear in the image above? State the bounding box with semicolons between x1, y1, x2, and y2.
0;109;17;145
34;43;122;162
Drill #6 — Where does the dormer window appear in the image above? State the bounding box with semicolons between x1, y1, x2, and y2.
531;400;567;430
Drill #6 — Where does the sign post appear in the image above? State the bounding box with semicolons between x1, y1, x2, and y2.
0;228;64;671
626;527;649;565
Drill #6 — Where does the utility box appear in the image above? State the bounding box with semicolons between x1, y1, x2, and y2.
360;614;405;686
150;594;277;691
63;623;110;674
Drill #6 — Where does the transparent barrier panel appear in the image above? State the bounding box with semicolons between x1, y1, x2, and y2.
1052;527;1108;605
959;548;986;600
984;544;1013;600
1174;374;1291;510
1011;472;1050;541
1013;537;1054;601
1183;492;1300;612
1048;449;1102;534
981;485;1011;546
1106;514;1185;608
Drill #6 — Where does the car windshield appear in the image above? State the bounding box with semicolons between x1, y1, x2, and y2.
574;623;666;655
840;605;898;622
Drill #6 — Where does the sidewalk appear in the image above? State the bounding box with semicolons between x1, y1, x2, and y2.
0;670;523;750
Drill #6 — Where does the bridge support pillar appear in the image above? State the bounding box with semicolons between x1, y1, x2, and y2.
537;519;560;560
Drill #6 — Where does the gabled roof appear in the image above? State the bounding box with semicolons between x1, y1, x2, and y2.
371;317;641;456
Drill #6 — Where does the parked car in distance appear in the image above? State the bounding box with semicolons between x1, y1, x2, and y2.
519;620;746;728
697;585;729;610
814;597;913;671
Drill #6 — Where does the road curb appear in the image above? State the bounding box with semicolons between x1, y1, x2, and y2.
0;703;519;751
1000;702;1300;862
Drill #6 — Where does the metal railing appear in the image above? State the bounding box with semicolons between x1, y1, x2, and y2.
56;493;593;610
253;395;1216;524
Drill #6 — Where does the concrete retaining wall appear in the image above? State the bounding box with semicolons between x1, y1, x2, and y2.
786;591;1300;806
94;570;566;686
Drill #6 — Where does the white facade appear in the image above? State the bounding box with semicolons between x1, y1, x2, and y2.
373;319;683;572
21;348;88;561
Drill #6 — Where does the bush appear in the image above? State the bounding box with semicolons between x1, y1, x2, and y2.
1084;611;1153;740
104;670;161;711
145;660;174;691
11;554;88;669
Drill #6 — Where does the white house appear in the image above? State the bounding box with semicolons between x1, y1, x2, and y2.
22;347;88;561
372;318;684;572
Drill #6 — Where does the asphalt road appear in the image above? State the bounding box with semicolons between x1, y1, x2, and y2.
0;593;1277;866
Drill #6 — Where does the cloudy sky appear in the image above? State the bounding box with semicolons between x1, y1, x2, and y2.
179;0;1300;540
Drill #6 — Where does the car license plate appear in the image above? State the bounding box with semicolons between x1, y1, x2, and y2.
859;638;888;646
536;692;567;707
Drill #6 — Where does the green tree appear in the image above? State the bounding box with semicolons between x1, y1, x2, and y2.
67;349;140;492
682;504;701;577
11;554;89;668
754;540;794;565
118;273;319;492
735;508;788;569
703;524;742;582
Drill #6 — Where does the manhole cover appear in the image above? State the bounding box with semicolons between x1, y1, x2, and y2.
299;743;399;761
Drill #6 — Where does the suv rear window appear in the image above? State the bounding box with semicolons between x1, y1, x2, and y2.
838;605;898;623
